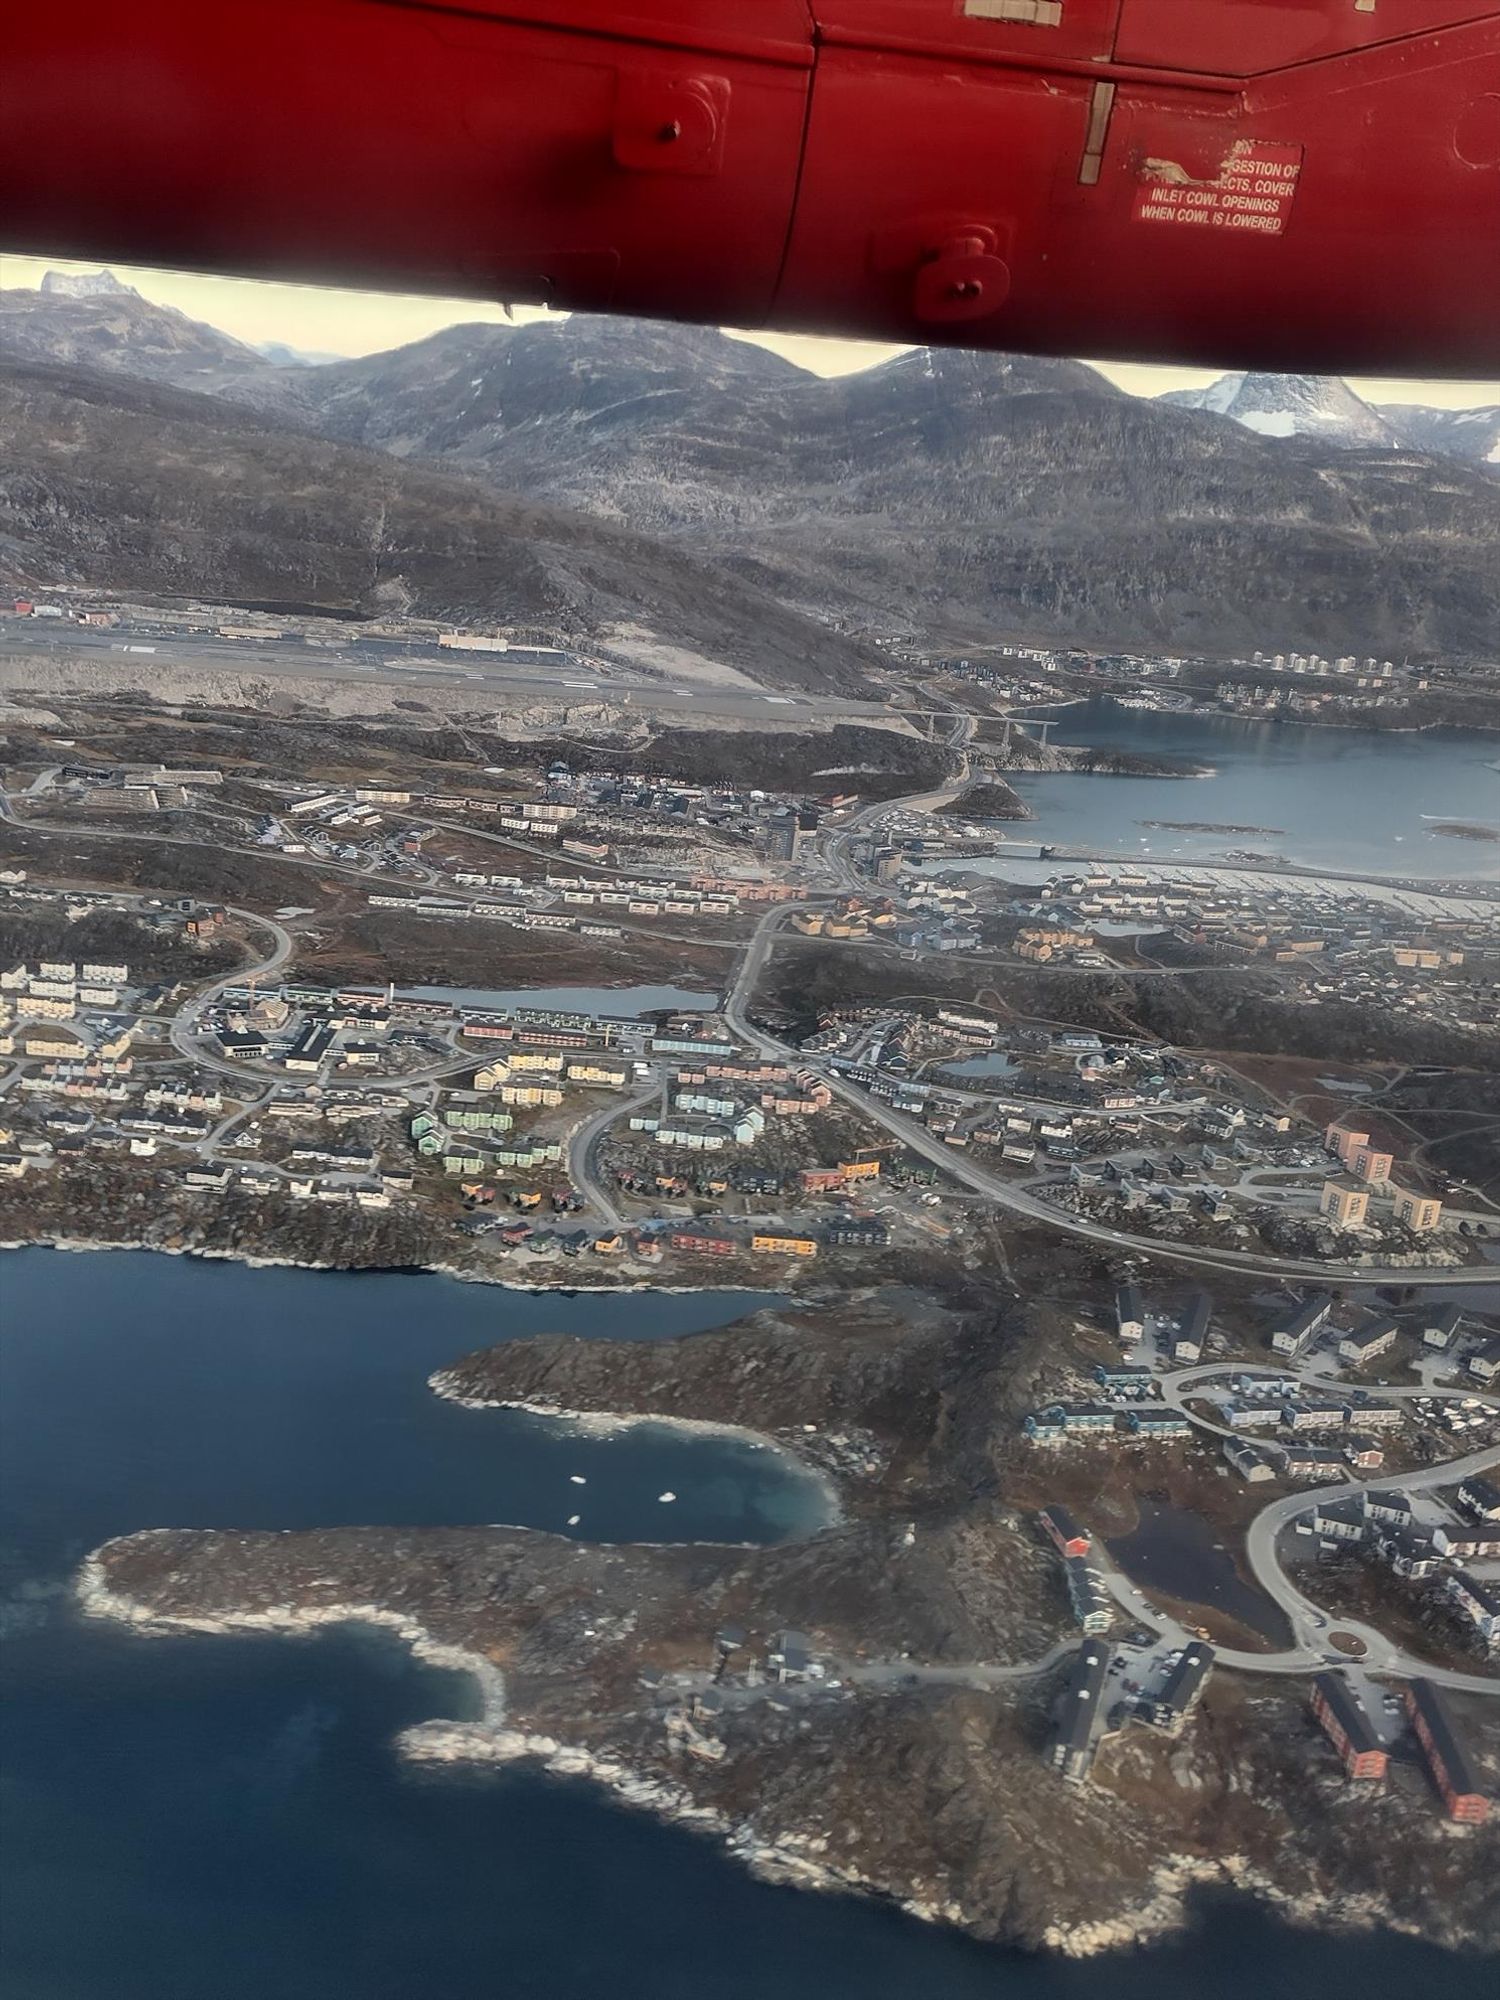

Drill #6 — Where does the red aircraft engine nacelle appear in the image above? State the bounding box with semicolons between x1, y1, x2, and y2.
3;1;1499;374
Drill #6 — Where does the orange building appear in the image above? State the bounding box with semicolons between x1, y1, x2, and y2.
1393;1186;1444;1234
1320;1178;1370;1230
752;1234;819;1258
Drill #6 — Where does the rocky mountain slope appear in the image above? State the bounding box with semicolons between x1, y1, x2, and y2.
3;279;1499;657
264;328;1500;656
0;359;884;693
1381;401;1500;466
0;271;280;404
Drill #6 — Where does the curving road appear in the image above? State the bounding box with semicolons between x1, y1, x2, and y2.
1236;1441;1500;1685
724;905;1500;1289
566;1080;661;1230
168;907;294;1077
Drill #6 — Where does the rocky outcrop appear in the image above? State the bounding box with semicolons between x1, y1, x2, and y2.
76;1284;1500;1958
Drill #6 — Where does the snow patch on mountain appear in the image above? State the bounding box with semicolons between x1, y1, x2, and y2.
1161;372;1398;448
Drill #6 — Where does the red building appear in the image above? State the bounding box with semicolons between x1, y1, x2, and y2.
1310;1676;1387;1782
1038;1506;1091;1561
669;1229;736;1258
1404;1680;1490;1824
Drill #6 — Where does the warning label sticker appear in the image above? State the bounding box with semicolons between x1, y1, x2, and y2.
1133;141;1303;237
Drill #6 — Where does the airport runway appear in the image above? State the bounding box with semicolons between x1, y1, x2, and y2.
0;624;901;725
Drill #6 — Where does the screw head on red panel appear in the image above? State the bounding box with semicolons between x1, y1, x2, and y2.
914;245;1011;324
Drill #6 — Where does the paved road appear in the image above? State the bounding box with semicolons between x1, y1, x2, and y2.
169;908;294;1074
819;704;973;888
845;1637;1079;1693
725;906;1500;1290
1168;1358;1498;1416
1236;1442;1500;1694
566;1081;660;1230
1072;1444;1499;1694
1132;1358;1500;1691
809;929;1273;980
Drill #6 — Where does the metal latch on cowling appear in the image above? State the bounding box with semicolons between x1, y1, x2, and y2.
912;228;1012;323
613;73;729;175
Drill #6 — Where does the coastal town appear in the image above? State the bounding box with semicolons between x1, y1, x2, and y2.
2;593;1497;1958
1;690;1496;1282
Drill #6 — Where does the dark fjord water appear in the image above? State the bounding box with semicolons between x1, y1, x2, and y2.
1;1249;1491;1997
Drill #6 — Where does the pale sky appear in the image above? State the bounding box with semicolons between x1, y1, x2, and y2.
3;251;1497;409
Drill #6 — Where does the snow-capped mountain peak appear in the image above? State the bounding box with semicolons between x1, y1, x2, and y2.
38;268;140;302
1161;371;1399;446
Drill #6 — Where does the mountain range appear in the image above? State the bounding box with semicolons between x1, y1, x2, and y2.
0;359;885;693
2;272;1498;669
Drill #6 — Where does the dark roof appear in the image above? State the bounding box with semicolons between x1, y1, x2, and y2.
1041;1503;1086;1545
1274;1291;1333;1338
1313;1673;1381;1756
1059;1640;1112;1753
1407;1679;1483;1798
1157;1642;1214;1712
1116;1283;1144;1321
1343;1315;1399;1349
1180;1290;1213;1344
1451;1570;1500;1617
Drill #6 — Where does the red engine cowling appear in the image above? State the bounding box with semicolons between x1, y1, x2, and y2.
3;0;1497;373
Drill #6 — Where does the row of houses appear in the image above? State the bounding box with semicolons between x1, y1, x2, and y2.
461;1217;888;1263
1024;1403;1194;1445
1306;1489;1500;1646
1112;1284;1213;1366
1037;1509;1112;1635
666;1219;888;1259
1321;1119;1446;1234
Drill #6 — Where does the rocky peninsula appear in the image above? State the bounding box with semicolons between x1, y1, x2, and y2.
81;1285;1500;1958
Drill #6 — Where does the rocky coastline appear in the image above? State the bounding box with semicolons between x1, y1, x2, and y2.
71;1284;1500;1961
0;1226;787;1301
